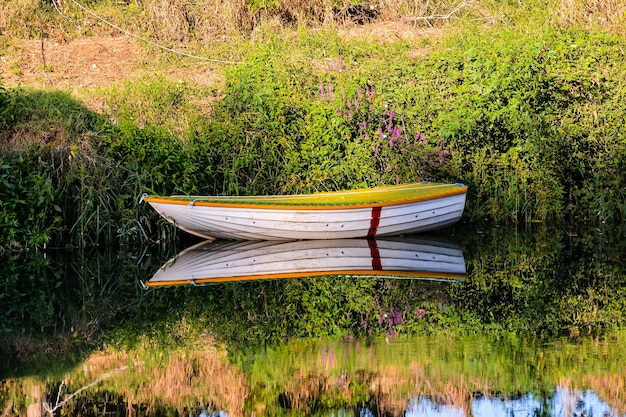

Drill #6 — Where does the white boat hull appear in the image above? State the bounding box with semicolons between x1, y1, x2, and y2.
146;191;466;241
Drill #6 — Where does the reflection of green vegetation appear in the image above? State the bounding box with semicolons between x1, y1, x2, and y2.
173;227;626;344
3;226;626;374
0;247;148;376
127;271;463;350
5;331;626;416
450;226;626;336
235;333;626;414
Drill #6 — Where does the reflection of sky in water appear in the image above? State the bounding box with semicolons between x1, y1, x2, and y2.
405;397;465;417
402;387;614;417
193;387;616;417
198;411;228;417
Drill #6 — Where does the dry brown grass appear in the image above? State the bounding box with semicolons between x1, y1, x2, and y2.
0;3;11;38
129;0;485;36
4;0;620;110
0;34;225;115
0;0;39;39
554;0;626;31
141;0;249;39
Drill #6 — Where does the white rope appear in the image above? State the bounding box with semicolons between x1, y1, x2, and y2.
63;0;243;64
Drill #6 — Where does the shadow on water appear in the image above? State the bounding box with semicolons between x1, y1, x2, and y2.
1;224;626;416
0;245;156;377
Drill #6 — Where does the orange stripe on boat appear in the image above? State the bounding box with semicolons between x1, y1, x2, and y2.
146;270;467;287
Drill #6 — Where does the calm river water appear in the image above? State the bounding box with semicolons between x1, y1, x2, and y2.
1;224;625;416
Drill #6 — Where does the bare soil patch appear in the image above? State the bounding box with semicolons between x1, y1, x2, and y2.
1;36;142;89
0;34;225;111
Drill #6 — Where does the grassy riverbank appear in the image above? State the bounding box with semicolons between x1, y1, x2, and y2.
1;0;626;250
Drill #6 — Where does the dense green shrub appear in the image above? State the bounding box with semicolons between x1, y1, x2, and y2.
0;145;146;251
0;153;62;250
0;90;149;250
164;27;624;226
184;41;454;196
0;83;21;131
362;28;626;225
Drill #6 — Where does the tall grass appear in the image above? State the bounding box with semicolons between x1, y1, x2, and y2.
3;0;623;44
554;0;626;30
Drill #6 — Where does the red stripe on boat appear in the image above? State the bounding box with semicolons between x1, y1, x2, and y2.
368;206;382;237
368;239;382;270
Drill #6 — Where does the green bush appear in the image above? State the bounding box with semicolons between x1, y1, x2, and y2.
0;84;21;131
403;28;626;225
0;153;63;250
0;89;148;250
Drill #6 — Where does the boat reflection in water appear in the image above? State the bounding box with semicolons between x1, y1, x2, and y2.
146;236;466;287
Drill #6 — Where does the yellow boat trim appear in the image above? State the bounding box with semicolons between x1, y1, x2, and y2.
144;183;467;211
146;270;466;287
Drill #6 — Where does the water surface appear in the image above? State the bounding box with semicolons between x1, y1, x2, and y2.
2;225;625;416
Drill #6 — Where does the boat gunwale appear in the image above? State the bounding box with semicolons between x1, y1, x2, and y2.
143;183;467;211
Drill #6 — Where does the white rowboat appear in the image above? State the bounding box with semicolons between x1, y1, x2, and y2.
142;182;467;241
146;237;466;287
